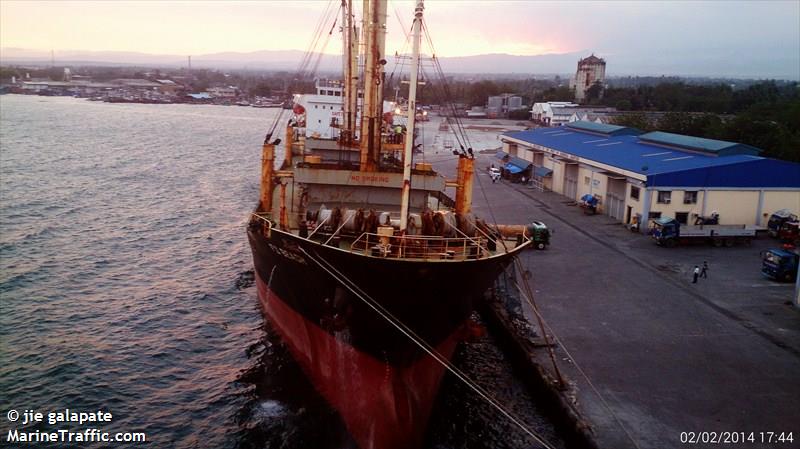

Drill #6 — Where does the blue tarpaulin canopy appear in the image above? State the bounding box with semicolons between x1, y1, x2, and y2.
505;163;524;174
534;166;553;177
581;194;598;206
506;155;532;171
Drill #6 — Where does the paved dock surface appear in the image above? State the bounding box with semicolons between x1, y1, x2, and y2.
421;121;800;449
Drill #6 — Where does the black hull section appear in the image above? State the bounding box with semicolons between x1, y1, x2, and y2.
247;225;521;365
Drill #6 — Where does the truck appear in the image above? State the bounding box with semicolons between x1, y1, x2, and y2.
767;209;798;238
777;221;800;245
651;217;756;248
489;167;501;182
489;221;551;250
526;221;551;250
761;248;799;282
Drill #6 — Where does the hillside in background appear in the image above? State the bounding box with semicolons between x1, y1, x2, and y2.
2;47;798;79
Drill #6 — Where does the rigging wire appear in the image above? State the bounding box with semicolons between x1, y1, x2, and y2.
265;0;341;143
297;0;338;78
513;257;565;387
308;12;340;77
510;273;644;449
298;246;558;449
418;19;507;235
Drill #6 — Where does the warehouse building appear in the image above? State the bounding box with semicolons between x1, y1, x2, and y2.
500;121;800;230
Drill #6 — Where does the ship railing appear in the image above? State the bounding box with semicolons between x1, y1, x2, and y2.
349;232;491;260
251;212;273;223
250;212;274;234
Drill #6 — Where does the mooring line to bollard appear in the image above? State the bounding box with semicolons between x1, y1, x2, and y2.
299;246;558;449
512;257;567;389
511;274;643;449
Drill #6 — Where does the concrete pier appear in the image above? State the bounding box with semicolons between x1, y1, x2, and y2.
422;120;800;449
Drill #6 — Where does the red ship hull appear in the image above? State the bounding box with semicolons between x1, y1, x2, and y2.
256;274;461;449
247;222;527;448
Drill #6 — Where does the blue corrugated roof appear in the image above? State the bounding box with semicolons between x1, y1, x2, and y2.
639;131;762;156
504;127;800;188
507;155;532;170
649;158;800;188
565;121;642;136
506;128;759;176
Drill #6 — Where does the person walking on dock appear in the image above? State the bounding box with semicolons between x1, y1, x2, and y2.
692;265;700;284
700;261;708;279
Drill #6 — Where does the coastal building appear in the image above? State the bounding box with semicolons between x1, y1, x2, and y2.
570;54;606;103
21;80;116;94
530;102;579;126
501;121;800;228
530;102;619;127
156;79;180;94
207;86;238;98
487;93;523;118
111;79;163;89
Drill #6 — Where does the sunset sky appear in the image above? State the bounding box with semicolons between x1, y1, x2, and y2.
1;1;798;76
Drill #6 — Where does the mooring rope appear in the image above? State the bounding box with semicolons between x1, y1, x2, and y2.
298;246;557;449
511;272;643;449
512;257;565;387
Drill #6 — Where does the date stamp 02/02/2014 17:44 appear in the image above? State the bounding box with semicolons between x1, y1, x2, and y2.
680;431;794;445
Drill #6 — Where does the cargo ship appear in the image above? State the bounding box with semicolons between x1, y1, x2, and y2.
246;1;532;447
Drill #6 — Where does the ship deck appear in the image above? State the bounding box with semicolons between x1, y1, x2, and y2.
251;213;529;262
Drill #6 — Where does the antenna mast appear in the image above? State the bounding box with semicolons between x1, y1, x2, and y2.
399;0;424;233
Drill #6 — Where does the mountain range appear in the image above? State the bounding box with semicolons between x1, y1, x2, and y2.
1;48;797;79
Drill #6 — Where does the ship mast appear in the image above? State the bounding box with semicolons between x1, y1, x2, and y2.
399;0;424;233
359;0;388;172
341;0;359;144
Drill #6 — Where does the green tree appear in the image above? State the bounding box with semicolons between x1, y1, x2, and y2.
615;99;632;111
585;81;604;104
250;83;272;97
611;112;655;132
466;80;502;106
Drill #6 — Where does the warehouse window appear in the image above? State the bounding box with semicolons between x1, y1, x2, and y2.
648;211;662;219
630;186;640;201
676;212;689;224
584;176;590;185
684;191;698;204
657;191;671;204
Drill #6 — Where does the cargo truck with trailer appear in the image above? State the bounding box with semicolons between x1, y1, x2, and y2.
651;217;757;248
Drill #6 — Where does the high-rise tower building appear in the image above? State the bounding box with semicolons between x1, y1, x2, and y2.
570;54;606;103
